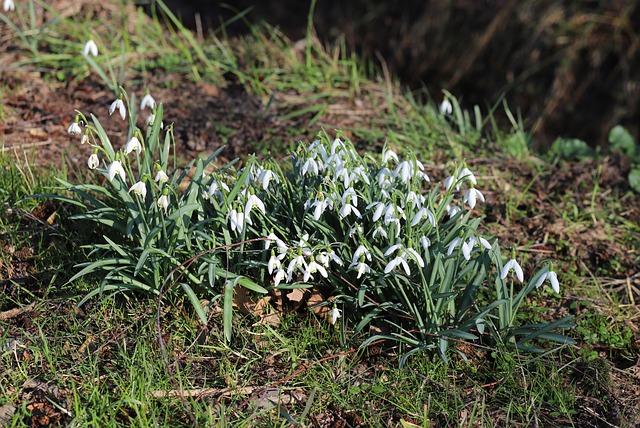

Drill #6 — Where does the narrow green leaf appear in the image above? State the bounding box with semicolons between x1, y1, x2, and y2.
180;283;208;325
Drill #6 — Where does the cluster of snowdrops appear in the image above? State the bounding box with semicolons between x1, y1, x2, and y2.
57;87;573;363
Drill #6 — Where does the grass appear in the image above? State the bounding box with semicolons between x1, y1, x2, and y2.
1;0;639;426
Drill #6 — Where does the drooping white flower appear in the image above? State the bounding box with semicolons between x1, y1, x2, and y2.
145;113;163;128
317;249;343;267
304;259;328;282
257;168;278;190
463;188;485;210
382;148;398;165
535;270;560;293
128;181;147;201
107;160;126;182
273;268;287;286
287;254;307;279
372;225;388;240
468;235;492;250
109;98;126;120
448;237;471;261
157;194;169;213
301;157;320;176
87;153;99;170
411;207;436;228
267;251;281;275
405;191;425;210
394;161;412;183
354;261;370;279
265;232;288;256
440;99;453;115
351;245;372;267
419;236;431;252
443;175;459;192
339;188;361;219
501;258;524;283
3;0;15;12
81;134;89;145
125;136;142;154
67;122;82;135
367;201;386;223
384;244;424;275
140;93;156;111
329;307;341;325
227;209;244;234
460;167;477;185
154;169;169;183
82;40;98;57
446;204;461;217
208;179;229;200
245;194;265;219
385;254;411;275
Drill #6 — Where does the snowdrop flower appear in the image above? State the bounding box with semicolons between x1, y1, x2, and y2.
384;252;410;275
349;165;370;186
411;206;436;228
87;153;99;170
265;231;288;256
257;168;278;190
125;136;142;154
157;194;169;213
384;244;424;274
208;179;229;200
301;157;320;176
446;204;461;217
273;269;287;286
67;121;82;135
296;233;313;257
448;236;471;261
81;133;89;145
440;98;453;115
154;169;169;183
372;224;388;240
140;93;156;111
109;98;126;120
329;307;341;325
444;175;459;192
464;187;485;210
367;201;386;223
419;236;431;252
227;209;244;234
353;261;370;279
145;113;163;128
245;193;265;219
128;181;147;201
350;245;372;267
501;258;524;283
394;161;412;183
405;191;425;210
460;166;477;185
382;148;398;165
339;188;361;219
304;258;328;282
267;251;281;275
468;235;492;250
287;254;307;279
82;40;98;57
535;270;560;293
107;160;126;182
317;249;343;267
3;0;14;11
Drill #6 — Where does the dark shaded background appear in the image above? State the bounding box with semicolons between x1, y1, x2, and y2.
159;0;640;149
